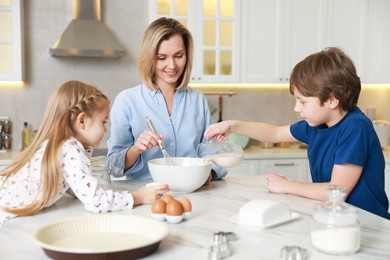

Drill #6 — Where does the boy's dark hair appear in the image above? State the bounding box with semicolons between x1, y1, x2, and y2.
289;47;361;111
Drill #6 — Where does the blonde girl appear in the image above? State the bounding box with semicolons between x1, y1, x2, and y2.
0;81;168;222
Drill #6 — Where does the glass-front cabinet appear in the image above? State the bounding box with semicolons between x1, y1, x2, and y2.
148;0;240;83
0;0;23;81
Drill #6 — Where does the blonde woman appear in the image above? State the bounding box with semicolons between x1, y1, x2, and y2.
107;17;227;181
0;81;168;226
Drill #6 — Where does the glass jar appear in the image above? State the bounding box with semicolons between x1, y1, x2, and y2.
3;120;11;134
3;134;11;149
311;185;360;255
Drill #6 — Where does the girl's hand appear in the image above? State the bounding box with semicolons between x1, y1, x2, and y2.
132;130;163;154
132;184;169;205
204;122;232;141
265;173;290;194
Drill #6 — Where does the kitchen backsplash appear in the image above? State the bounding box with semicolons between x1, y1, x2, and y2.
2;86;389;151
206;87;390;125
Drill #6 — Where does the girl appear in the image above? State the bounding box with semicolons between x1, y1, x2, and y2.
0;81;168;224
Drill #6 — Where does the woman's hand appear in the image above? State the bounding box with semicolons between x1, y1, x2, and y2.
125;130;164;171
132;184;169;205
131;130;163;154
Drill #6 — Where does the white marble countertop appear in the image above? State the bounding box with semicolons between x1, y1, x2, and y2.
1;176;389;259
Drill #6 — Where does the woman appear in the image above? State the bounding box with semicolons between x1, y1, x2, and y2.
107;17;226;181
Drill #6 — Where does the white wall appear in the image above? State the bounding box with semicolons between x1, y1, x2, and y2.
0;0;148;149
1;0;390;151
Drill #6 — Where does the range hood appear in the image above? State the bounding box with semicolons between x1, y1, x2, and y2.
49;0;126;58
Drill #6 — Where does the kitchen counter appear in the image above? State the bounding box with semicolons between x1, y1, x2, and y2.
0;150;19;170
1;176;389;259
242;143;308;159
242;143;390;163
0;150;19;163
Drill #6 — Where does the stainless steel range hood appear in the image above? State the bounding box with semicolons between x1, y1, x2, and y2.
49;0;126;58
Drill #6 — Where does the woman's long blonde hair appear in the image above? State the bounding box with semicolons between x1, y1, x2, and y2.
138;17;194;91
0;81;109;215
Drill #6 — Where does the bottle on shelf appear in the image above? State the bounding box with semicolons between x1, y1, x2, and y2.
3;134;11;149
3;119;11;134
22;122;31;150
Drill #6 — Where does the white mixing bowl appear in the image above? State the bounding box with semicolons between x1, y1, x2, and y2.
148;157;212;193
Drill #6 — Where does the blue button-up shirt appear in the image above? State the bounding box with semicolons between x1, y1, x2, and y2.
107;84;227;180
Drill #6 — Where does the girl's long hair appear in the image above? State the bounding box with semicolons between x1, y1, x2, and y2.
0;80;109;215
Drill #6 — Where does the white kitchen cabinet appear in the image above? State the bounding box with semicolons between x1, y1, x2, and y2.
241;0;326;83
323;0;369;82
227;159;259;176
0;0;23;81
227;156;310;183
148;0;240;83
240;0;369;83
365;0;390;83
259;158;309;182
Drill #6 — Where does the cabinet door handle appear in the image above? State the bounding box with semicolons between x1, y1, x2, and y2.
274;163;295;166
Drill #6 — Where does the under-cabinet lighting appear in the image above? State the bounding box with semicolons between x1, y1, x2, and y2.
190;83;288;90
362;84;390;89
190;83;390;90
0;81;24;88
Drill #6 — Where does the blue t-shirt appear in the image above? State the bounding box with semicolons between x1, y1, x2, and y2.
290;107;390;220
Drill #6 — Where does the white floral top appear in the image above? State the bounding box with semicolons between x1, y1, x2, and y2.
0;137;134;225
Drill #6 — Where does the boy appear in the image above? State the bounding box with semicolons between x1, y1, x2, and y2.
204;47;390;220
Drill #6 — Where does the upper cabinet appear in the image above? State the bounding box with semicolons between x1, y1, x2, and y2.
148;0;241;83
324;0;369;82
149;0;389;84
365;0;390;83
241;0;327;83
0;0;23;81
241;0;370;83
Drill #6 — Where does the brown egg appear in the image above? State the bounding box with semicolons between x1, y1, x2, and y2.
151;199;166;214
161;194;174;204
166;199;184;216
179;197;192;212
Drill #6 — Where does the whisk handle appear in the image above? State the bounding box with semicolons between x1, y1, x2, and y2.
146;117;166;150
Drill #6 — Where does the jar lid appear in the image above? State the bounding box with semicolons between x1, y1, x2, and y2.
313;185;358;225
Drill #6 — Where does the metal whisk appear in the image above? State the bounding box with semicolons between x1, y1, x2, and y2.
145;117;177;166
